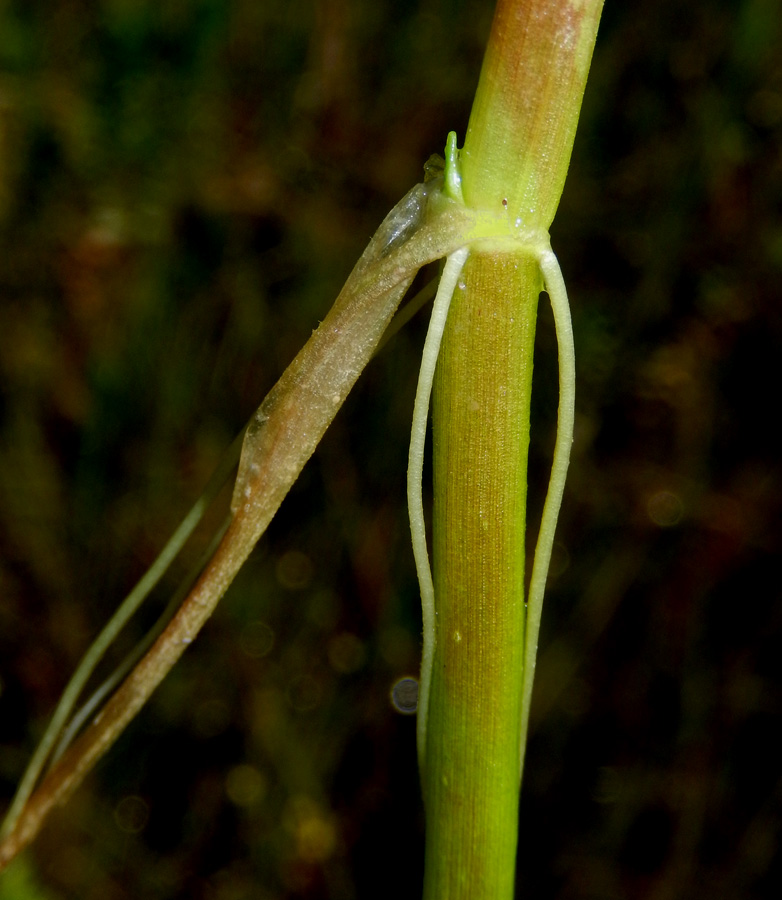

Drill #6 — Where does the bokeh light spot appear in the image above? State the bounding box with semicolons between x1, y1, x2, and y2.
225;764;267;808
647;490;683;527
327;632;366;673
113;795;150;834
391;677;418;714
240;620;275;658
276;550;313;590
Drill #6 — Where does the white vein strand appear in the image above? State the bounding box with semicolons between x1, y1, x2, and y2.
519;244;575;777
408;246;469;776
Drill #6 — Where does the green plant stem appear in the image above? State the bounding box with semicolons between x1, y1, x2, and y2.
425;251;539;899
421;2;603;897
462;0;605;230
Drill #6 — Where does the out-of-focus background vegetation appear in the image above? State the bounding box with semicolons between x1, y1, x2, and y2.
1;1;780;898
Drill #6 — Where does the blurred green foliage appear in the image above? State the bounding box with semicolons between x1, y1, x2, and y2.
1;1;781;898
0;856;57;900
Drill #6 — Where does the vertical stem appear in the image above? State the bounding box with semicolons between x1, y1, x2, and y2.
425;252;540;899
461;0;605;229
421;3;603;897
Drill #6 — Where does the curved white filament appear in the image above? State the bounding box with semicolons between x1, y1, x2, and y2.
408;246;469;776
519;245;575;777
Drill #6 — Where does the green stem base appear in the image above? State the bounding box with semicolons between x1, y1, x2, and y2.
424;250;540;900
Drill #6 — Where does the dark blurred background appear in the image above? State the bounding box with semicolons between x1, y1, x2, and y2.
0;1;780;898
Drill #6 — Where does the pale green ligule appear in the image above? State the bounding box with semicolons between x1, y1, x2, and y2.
444;131;465;204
